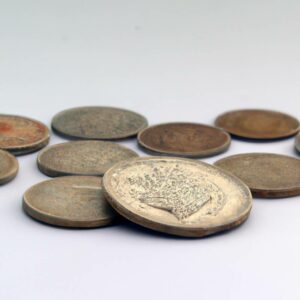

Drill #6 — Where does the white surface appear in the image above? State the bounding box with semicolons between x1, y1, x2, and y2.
0;1;300;299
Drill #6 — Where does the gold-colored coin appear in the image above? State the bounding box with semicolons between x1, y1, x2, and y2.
0;150;18;185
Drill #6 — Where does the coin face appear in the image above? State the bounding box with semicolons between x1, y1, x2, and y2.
38;141;139;177
23;176;118;228
103;157;252;237
138;123;231;158
0;115;50;155
296;134;300;153
52;106;148;140
215;153;300;198
215;109;299;139
0;150;18;185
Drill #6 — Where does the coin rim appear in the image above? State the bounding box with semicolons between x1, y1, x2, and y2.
296;134;300;153
0;149;19;185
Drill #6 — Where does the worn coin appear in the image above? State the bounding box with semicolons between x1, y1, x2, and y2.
0;115;50;155
103;157;252;237
215;109;299;140
52;106;148;140
38;140;138;177
0;150;18;185
296;134;300;153
23;176;118;228
215;153;300;198
138;122;231;158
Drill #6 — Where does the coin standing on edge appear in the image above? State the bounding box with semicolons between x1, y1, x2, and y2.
0;115;50;155
215;153;300;198
215;109;300;140
296;134;300;153
138;123;231;158
37;140;139;177
103;157;252;237
52;106;148;140
0;150;18;185
23;176;118;228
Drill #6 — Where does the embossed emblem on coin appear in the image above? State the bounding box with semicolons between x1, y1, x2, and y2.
23;176;118;228
103;157;252;237
296;134;300;153
0;150;18;185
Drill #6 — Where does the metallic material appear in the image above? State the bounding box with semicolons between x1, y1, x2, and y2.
296;134;300;153
0;150;18;185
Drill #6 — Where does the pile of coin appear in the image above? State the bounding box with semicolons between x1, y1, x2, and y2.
0;107;299;237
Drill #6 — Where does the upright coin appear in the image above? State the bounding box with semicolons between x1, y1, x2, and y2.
52;106;148;140
23;176;118;228
0;150;18;185
103;157;252;237
0;115;50;155
215;109;299;140
296;134;300;153
38;140;138;177
215;153;300;198
138;123;231;158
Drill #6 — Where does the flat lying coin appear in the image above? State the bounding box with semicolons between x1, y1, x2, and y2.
0;115;50;155
103;157;252;237
138;123;231;158
0;150;18;185
215;153;300;198
215;109;299;140
23;176;118;228
52;106;148;140
38;141;138;177
296;134;300;153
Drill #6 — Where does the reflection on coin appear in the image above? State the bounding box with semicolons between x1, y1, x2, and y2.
138;123;231;158
23;176;118;228
0;150;18;185
38;141;138;177
296;134;300;153
103;157;252;237
215;153;300;198
215;109;299;140
0;115;50;155
52;106;148;140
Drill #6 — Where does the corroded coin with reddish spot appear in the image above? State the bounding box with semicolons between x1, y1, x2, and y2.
0;150;18;185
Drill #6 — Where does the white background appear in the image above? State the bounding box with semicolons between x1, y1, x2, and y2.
1;1;300;299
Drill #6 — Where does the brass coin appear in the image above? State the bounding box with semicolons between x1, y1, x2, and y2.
0;150;18;185
52;106;148;140
23;176;118;228
215;109;299;140
37;141;138;177
138;123;231;158
0;115;50;155
103;157;252;237
215;153;300;198
296;134;300;153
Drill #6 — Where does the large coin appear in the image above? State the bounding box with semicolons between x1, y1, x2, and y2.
138;123;231;158
103;157;252;237
296;134;300;153
23;176;118;228
0;115;50;155
215;153;300;198
215;109;299;140
0;150;18;185
37;141;138;177
52;106;148;140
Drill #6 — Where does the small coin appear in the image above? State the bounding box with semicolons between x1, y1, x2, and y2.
103;157;252;237
37;140;138;177
52;106;148;140
23;176;118;228
215;153;300;198
138;123;231;158
296;134;300;153
0;150;18;185
0;115;50;155
215;109;299;140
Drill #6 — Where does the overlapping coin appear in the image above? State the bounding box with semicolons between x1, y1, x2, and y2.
0;150;18;185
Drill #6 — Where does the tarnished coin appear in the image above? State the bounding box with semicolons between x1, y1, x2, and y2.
138;123;231;158
23;176;118;228
215;109;299;140
296;134;300;153
52;106;148;140
0;150;18;185
0;115;50;155
215;153;300;198
103;157;252;237
38;140;138;177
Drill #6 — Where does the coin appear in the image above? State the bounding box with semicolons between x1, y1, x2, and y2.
138;123;231;158
103;157;252;237
215;153;300;198
52;106;148;140
0;150;18;185
215;109;299;140
37;140;138;177
0;115;50;155
296;134;300;153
